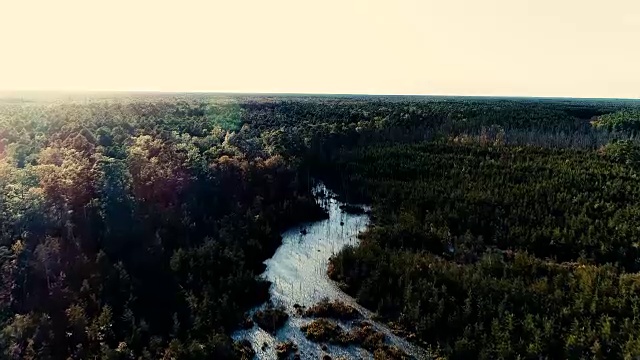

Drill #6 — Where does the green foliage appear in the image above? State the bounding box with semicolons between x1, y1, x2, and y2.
251;305;289;333
1;94;640;359
593;110;640;133
322;141;640;358
600;139;640;165
0;96;326;359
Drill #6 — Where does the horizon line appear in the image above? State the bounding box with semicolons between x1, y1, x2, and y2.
0;89;639;101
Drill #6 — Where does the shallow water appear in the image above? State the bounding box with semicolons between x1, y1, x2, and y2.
232;184;429;359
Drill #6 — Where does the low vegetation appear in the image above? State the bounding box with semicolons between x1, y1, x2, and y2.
274;340;298;359
300;318;410;358
252;305;289;333
303;299;361;320
234;339;256;360
301;319;345;343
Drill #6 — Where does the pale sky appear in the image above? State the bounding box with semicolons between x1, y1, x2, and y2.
1;0;639;98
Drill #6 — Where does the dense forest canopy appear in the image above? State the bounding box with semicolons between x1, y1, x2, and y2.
592;110;640;133
1;94;640;359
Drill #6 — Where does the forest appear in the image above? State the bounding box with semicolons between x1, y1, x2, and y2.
2;94;640;359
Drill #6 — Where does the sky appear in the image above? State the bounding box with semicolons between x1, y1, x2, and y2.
1;0;639;98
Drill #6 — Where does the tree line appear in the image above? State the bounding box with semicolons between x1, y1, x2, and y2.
1;94;640;359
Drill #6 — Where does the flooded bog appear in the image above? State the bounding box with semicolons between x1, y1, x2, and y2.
232;183;428;359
